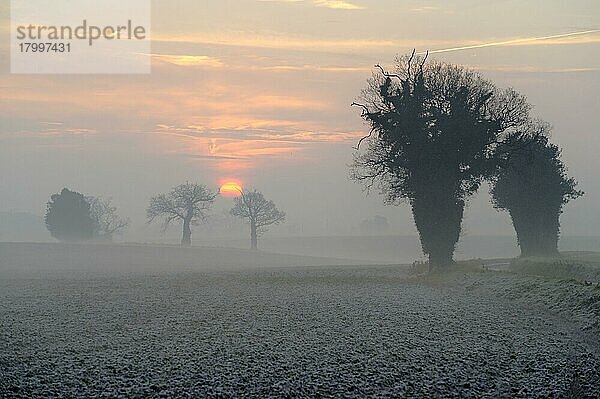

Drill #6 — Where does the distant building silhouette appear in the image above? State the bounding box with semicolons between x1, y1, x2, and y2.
360;215;390;234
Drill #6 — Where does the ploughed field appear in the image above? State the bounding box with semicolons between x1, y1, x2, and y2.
1;244;599;398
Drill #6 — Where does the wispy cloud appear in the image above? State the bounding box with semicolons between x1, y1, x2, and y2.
157;117;315;138
313;0;365;10
149;29;600;59
153;33;436;52
47;128;96;135
148;50;372;73
411;6;442;14
257;0;303;3
185;154;244;160
423;29;600;54
467;64;600;74
263;64;370;73
259;0;365;10
150;54;224;67
250;130;364;142
37;123;96;137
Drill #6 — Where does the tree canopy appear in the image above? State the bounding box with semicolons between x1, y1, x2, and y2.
491;124;583;256
147;182;217;246
45;188;96;242
87;196;130;241
231;189;285;249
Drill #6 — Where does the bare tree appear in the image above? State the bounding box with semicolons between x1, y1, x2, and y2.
147;183;217;246
230;189;285;250
87;196;130;241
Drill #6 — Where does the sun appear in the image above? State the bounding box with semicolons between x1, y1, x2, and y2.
219;180;243;198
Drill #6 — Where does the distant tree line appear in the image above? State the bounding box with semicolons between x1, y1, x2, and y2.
352;51;582;270
44;185;286;249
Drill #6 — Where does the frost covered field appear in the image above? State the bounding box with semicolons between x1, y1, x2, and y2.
1;244;599;398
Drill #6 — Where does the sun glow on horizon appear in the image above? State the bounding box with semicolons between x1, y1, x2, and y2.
219;180;244;197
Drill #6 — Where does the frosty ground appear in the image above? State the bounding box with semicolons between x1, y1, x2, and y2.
1;244;599;398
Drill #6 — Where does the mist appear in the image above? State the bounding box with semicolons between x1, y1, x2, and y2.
2;0;600;397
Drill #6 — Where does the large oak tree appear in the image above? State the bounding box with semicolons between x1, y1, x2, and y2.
147;183;217;246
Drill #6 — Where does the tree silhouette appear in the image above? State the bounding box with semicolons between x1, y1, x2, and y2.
147;183;217;246
45;188;95;242
230;189;285;250
352;53;531;270
87;196;130;241
491;124;583;257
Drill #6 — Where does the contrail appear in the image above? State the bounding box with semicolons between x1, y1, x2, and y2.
421;29;600;54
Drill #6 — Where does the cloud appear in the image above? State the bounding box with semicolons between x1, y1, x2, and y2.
466;64;600;74
42;127;96;136
149;53;373;74
249;130;364;142
152;33;408;51
313;0;365;10
156;117;313;138
185;154;243;160
259;0;365;10
150;54;224;67
147;50;372;73
157;122;364;144
136;127;305;173
262;64;370;73
423;29;600;54
411;6;442;14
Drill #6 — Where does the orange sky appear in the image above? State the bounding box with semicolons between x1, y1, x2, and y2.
1;0;600;236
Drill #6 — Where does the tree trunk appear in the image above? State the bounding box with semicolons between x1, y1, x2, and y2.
510;207;560;258
542;208;560;255
509;208;535;257
181;218;192;247
411;194;464;271
250;220;258;250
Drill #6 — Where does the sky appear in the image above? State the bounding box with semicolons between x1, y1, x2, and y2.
1;0;599;242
